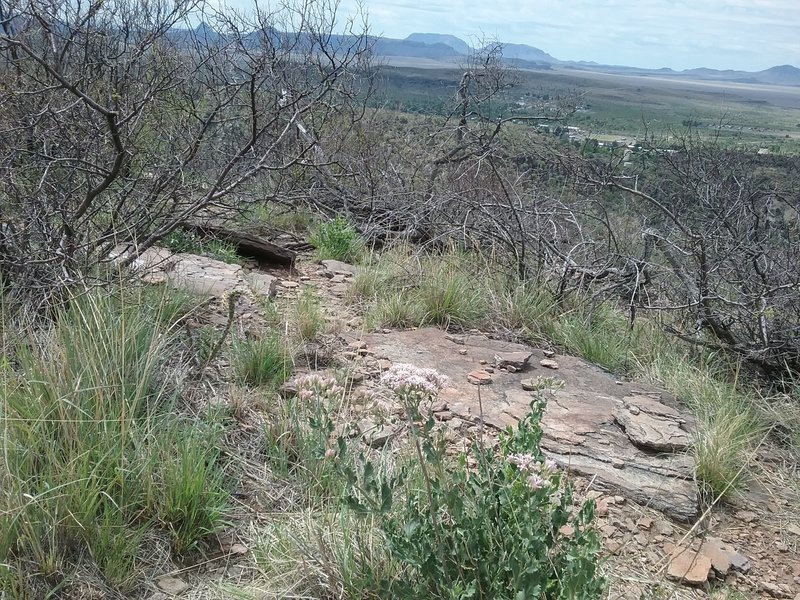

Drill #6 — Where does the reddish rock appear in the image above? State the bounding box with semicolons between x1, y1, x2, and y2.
362;327;699;522
665;545;712;585
467;370;493;385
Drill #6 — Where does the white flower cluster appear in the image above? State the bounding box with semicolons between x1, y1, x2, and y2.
295;373;344;402
381;363;449;398
507;453;558;491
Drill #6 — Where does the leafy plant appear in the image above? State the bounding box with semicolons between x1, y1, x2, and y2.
310;216;366;263
339;367;605;600
264;374;352;500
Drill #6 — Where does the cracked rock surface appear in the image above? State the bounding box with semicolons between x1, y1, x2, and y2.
360;327;699;522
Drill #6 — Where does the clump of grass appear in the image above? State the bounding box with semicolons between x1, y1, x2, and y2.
162;229;241;264
644;352;764;500
0;288;228;596
549;305;640;375
295;287;326;342
204;239;242;264
232;332;293;387
492;282;555;339
250;511;395;599
417;266;487;329
366;292;425;329
310;216;366;264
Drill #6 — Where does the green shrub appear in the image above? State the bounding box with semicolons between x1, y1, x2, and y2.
340;368;605;600
310;216;365;263
263;374;351;500
232;332;292;387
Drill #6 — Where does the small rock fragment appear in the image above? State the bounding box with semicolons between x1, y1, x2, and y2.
760;582;788;598
539;358;559;369
494;351;532;370
611;458;625;469
653;520;674;536
559;525;574;537
542;349;555;358
280;280;299;289
458;348;468;355
665;546;712;585
735;510;757;523
156;576;189;595
359;418;397;448
599;524;617;537
467;370;493;385
321;259;357;276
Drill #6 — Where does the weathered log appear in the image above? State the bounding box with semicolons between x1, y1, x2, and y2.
183;222;295;267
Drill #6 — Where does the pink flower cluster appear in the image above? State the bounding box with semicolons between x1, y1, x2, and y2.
295;374;345;401
507;453;558;491
381;363;449;398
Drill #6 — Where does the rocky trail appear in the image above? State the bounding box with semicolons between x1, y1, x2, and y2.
134;245;800;600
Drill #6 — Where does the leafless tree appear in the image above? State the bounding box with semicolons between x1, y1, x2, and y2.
579;129;800;377
0;0;372;306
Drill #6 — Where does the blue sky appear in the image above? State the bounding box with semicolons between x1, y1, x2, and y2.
326;0;799;71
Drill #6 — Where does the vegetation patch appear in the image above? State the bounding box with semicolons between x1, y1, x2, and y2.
0;289;228;596
310;216;366;264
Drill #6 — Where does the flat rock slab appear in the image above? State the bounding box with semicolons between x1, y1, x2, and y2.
360;327;699;522
117;245;278;299
321;259;358;276
614;395;691;452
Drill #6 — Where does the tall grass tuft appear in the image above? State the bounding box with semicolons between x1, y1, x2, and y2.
0;288;228;596
295;287;326;342
417;264;487;329
644;353;764;500
232;332;293;387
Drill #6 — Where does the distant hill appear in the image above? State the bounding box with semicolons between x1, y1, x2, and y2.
751;65;800;85
406;33;471;55
374;37;460;60
489;42;558;64
165;25;800;87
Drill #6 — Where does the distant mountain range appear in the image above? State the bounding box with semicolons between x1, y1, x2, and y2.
373;32;800;87
181;25;800;87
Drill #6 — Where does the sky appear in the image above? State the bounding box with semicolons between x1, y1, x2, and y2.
322;0;800;71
